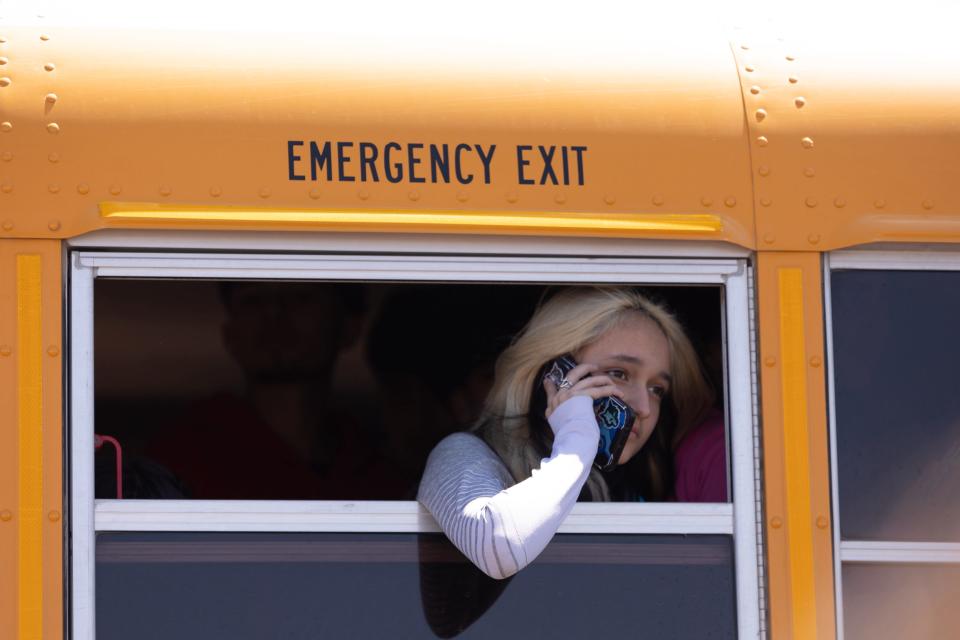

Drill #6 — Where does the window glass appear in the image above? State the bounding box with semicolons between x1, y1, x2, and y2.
96;532;737;639
842;563;960;640
832;271;960;541
94;281;726;502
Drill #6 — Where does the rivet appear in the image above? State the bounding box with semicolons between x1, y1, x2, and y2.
258;187;271;198
554;193;567;205
1;121;12;132
47;345;59;356
764;356;776;367
0;57;7;65
48;221;60;231
308;188;321;200
801;136;814;149
0;77;10;87
603;194;616;205
760;197;772;207
804;167;816;177
44;63;55;72
506;191;519;203
1;151;11;161
810;356;822;367
794;97;806;108
0;37;6;44
788;76;799;84
0;510;12;522
923;199;935;210
750;85;761;95
159;185;171;197
1;221;12;231
0;345;11;356
700;197;712;207
740;44;750;50
763;233;775;244
408;190;420;202
40;34;50;41
758;165;770;177
77;183;89;195
48;184;60;194
46;122;60;134
457;192;469;203
771;516;783;529
45;92;58;104
756;135;769;147
358;189;370;201
755;108;767;122
785;54;795;61
834;197;846;208
744;65;755;73
109;184;122;195
724;196;737;207
652;195;664;206
1;184;11;194
209;186;222;197
48;152;60;163
805;197;818;208
48;510;60;522
874;198;886;209
808;233;821;244
816;516;828;529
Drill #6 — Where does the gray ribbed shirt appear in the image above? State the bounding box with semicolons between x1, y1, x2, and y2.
417;396;599;579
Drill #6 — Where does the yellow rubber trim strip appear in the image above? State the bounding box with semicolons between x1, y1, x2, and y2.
99;203;723;235
17;254;43;640
778;268;817;639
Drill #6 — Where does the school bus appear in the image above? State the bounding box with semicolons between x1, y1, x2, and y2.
1;16;959;640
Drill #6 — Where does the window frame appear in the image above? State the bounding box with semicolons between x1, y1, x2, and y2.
825;248;960;639
69;234;761;639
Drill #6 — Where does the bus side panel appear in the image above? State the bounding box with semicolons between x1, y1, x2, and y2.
0;240;64;640
757;251;835;639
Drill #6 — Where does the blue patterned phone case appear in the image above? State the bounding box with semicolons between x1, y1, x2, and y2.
543;354;636;471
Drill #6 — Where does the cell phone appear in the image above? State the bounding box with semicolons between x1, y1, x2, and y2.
543;354;636;471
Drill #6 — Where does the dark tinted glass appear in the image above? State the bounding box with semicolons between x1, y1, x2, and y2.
832;270;960;541
842;563;960;640
95;532;737;639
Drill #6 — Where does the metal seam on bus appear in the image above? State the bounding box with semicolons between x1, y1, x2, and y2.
17;254;43;640
98;204;724;234
778;268;817;639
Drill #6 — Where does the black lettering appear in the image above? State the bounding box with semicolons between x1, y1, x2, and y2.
408;143;425;183
287;140;305;181
337;141;355;182
384;142;403;183
359;142;380;182
475;144;496;184
454;144;474;184
517;145;534;185
538;145;558;185
561;146;570;186
571;146;587;186
310;141;333;181
429;144;450;183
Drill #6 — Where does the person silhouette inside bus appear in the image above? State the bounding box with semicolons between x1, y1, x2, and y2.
417;287;713;578
146;281;387;499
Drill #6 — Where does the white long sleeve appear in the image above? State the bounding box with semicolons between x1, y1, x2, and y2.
417;396;599;579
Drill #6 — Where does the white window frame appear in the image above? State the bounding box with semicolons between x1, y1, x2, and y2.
826;249;960;640
69;234;760;639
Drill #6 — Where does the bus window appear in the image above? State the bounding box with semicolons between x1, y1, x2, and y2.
93;280;727;503
829;261;960;639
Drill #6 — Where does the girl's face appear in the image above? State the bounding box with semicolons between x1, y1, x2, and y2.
574;312;672;465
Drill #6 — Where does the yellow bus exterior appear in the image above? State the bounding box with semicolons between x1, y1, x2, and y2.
1;22;959;639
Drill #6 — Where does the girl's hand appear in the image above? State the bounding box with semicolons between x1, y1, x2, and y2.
543;363;625;419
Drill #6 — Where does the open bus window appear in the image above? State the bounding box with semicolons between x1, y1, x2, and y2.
94;280;727;502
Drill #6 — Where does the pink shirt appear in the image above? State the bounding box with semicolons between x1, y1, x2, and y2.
673;409;728;502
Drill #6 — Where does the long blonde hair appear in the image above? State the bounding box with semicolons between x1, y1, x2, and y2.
473;287;713;501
